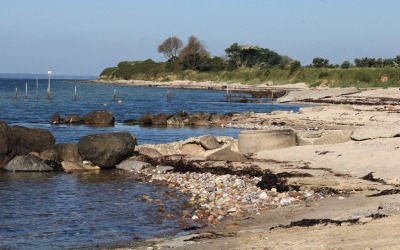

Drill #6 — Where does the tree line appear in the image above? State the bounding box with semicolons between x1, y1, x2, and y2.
100;35;400;80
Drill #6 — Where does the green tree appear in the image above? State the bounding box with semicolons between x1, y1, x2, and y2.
289;60;301;75
158;36;183;61
340;60;351;69
225;43;282;68
312;57;329;68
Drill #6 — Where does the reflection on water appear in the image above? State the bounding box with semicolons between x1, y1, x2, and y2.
0;171;190;249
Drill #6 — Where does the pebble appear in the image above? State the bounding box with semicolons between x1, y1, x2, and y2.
143;170;323;225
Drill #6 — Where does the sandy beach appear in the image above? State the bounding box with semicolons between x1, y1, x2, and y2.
106;81;400;250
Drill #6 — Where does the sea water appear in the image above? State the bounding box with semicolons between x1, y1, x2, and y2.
0;78;306;249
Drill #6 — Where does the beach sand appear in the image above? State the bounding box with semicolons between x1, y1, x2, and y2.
110;82;400;250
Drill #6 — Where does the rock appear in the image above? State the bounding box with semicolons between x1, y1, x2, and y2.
53;143;83;163
0;121;17;168
351;123;400;141
64;114;84;124
238;129;296;154
181;143;205;157
209;113;231;125
139;113;154;125
206;146;248;162
11;125;55;155
39;148;59;161
116;160;151;172
138;147;163;158
5;155;53;172
297;129;354;145
152;113;168;125
78;132;137;169
50;113;62;124
61;161;100;172
199;135;221;150
155;165;174;174
83;110;115;125
191;119;211;127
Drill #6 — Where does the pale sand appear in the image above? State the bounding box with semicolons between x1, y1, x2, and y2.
114;85;400;250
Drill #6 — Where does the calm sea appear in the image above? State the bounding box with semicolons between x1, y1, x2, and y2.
0;78;305;249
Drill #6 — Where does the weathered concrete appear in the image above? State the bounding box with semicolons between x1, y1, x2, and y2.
351;123;400;141
238;129;296;154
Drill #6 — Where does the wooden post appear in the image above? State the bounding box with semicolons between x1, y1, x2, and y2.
15;88;18;99
25;83;28;98
74;86;77;100
113;89;116;101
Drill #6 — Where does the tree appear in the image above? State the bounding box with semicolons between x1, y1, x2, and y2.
289;60;301;75
340;60;351;69
312;57;329;68
179;36;210;69
157;36;183;61
224;43;282;68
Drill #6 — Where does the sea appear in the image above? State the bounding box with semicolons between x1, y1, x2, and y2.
0;78;306;249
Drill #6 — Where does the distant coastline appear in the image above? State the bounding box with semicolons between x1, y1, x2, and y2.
0;73;97;80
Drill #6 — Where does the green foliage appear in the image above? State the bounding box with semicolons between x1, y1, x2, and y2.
312;57;330;68
340;61;351;69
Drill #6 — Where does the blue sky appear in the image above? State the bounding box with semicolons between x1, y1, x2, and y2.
1;0;399;76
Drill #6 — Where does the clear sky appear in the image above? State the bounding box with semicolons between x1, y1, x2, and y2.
1;0;399;76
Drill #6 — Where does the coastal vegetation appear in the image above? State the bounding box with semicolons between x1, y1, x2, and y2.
100;35;400;88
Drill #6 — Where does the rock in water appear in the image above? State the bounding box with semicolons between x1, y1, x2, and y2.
199;134;221;150
5;155;53;172
83;110;115;125
0;121;17;168
10;125;55;155
78;132;137;169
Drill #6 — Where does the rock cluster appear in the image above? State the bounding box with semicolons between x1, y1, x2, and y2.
50;110;115;125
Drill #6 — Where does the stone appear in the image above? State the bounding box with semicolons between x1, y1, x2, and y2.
206;146;248;162
278;88;360;103
139;113;154;125
64;114;84;124
238;129;296;154
0;121;17;168
61;161;100;172
199;135;221;150
53;143;83;163
40;148;59;161
155;165;174;174
138;147;162;158
50;113;61;124
152;113;168;125
116;160;151;172
181;143;205;157
78;132;137;169
82;110;115;125
11;125;55;155
5;155;53;172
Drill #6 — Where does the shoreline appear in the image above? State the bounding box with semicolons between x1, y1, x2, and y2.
106;84;400;250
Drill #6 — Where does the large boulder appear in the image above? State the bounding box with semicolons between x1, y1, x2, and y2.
78;132;137;169
11;126;55;155
83;110;115;125
54;143;83;163
0;121;17;168
139;113;154;125
64;114;84;124
181;143;205;157
152;113;168;126
206;146;248;162
4;155;53;172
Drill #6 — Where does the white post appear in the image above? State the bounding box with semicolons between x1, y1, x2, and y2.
25;83;28;98
47;69;52;99
36;77;39;99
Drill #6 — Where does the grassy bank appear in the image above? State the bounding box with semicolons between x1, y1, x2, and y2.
100;63;400;88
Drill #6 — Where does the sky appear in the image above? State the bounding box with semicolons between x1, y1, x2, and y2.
1;0;400;76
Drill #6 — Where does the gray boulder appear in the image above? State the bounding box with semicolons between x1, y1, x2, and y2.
11;126;55;155
116;160;151;172
206;146;248;162
200;135;221;150
78;132;137;169
83;110;115;125
0;121;17;168
138;147;162;158
54;143;83;163
5;155;53;172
